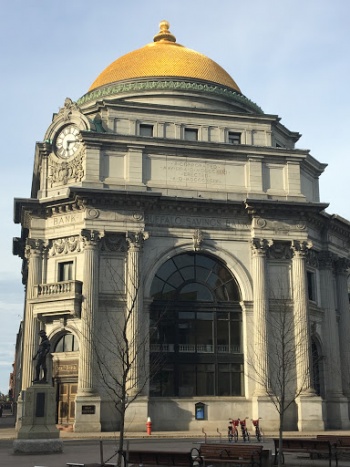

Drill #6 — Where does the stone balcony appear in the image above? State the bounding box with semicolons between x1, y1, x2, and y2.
30;280;83;318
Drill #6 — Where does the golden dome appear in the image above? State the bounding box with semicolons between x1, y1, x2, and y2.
88;21;241;93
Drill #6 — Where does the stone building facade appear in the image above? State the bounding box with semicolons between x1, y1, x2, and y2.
13;21;350;432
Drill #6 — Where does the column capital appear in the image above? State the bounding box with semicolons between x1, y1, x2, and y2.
251;238;271;256
24;238;46;260
334;257;350;275
291;240;312;258
81;229;102;249
318;250;335;269
126;230;149;251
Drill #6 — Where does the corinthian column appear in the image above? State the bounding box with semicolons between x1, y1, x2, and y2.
319;252;343;398
21;239;44;390
291;240;313;394
251;238;270;395
125;230;149;396
335;258;350;397
78;230;100;395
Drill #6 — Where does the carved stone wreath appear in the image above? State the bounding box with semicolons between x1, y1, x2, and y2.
48;152;85;187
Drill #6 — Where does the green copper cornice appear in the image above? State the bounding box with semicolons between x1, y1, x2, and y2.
77;80;263;114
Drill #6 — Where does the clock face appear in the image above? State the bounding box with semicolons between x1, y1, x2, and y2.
55;125;81;158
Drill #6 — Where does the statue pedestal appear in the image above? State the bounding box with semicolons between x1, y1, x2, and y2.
15;383;62;453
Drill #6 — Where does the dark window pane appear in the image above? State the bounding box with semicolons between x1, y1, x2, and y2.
178;364;196;396
184;128;198;141
140;124;153;137
178;283;213;301
64;334;73;352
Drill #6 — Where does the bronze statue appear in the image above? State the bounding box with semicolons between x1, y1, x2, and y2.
33;330;51;383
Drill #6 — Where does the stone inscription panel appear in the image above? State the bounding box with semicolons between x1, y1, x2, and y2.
145;214;249;230
145;155;246;189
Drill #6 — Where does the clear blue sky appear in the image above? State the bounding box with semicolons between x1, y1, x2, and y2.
1;0;349;394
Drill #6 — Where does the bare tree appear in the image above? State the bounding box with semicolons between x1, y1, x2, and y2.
247;299;315;467
75;237;163;467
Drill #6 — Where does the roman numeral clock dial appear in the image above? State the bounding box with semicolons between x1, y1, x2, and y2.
55;125;81;158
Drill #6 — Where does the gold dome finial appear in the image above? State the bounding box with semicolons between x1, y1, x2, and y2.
153;20;176;43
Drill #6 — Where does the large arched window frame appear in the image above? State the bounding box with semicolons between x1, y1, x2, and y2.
150;252;243;397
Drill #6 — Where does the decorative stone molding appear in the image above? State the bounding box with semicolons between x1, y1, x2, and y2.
100;233;127;252
192;229;204;251
334;257;350;274
48;151;85;187
53;97;81;123
77;80;263;114
318;251;334;269
251;238;271;256
291;239;312;257
126;230;149;251
267;241;292;260
24;238;45;260
306;249;319;268
50;236;81;256
81;229;102;248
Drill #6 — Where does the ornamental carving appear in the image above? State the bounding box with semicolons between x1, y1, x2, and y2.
334;257;350;274
48;151;85;187
267;241;292;260
193;229;204;251
126;230;149;250
77;80;263;115
86;208;100;219
53;97;81;122
318;251;335;269
50;236;81;256
100;234;127;252
81;229;102;248
306;249;319;268
251;238;271;256
24;238;46;259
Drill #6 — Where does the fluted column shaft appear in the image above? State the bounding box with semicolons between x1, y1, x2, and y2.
21;240;43;390
126;231;148;396
291;241;313;394
319;252;343;397
78;231;100;395
336;259;350;397
252;239;269;395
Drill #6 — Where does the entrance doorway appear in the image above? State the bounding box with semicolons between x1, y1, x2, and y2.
57;382;77;425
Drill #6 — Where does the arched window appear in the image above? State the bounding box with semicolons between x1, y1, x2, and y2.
150;252;243;397
54;333;79;353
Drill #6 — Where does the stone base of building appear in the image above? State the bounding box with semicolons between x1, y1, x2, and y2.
125;396;149;432
325;396;350;429
251;395;282;431
74;394;101;432
296;394;325;431
13;439;63;454
16;384;60;439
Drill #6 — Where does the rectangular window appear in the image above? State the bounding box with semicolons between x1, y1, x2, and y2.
58;261;73;282
184;128;198;141
139;124;154;137
307;271;316;301
228;132;241;145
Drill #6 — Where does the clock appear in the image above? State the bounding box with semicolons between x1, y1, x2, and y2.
55;125;81;158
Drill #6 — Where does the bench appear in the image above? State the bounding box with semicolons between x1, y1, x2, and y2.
317;435;350;464
125;450;199;467
273;438;334;466
66;463;117;467
198;443;263;467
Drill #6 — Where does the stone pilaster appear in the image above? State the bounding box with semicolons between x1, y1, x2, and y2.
251;238;270;395
319;252;350;428
335;259;350;398
74;229;101;432
292;241;323;431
